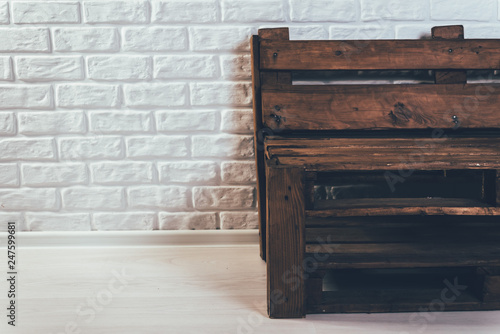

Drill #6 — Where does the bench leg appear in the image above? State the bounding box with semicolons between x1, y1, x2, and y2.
266;166;306;318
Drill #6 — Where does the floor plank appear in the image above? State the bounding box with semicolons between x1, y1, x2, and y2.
0;245;499;333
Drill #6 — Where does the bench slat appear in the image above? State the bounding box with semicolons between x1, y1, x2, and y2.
261;39;500;70
262;84;500;130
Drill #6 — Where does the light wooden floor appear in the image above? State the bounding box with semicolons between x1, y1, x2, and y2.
2;245;500;334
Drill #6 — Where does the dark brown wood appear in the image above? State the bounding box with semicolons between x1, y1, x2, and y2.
254;25;500;317
306;242;500;269
262;84;500;130
306;223;500;244
497;170;500;205
258;27;289;40
251;35;267;261
265;137;500;171
476;267;500;302
304;172;316;210
305;271;325;306
432;25;465;39
433;25;467;84
483;170;497;205
266;166;305;318
309;290;500;314
260;39;500;70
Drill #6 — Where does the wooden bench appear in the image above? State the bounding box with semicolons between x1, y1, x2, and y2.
251;25;500;318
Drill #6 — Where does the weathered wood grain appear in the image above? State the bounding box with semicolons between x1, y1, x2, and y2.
305;242;500;269
266;166;305;318
265;137;500;171
261;39;500;70
251;34;267;261
262;84;500;130
433;25;467;84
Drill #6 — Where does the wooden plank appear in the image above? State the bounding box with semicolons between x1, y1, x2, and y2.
260;39;500;70
262;84;500;130
432;25;465;39
306;215;500;228
266;166;305;318
305;242;500;269
258;27;289;40
251;35;267;261
305;224;500;244
497;170;500;206
265;137;500;171
433;25;467;84
475;267;500;302
308;290;500;314
305;271;325;306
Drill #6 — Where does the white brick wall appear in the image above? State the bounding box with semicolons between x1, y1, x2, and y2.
0;0;499;231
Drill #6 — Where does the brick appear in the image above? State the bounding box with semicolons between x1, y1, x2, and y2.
54;27;119;52
60;136;123;160
159;161;218;183
91;162;153;184
93;212;156;230
466;25;500;38
0;28;49;52
123;27;187;51
192;134;253;158
220;211;258;229
191;82;252;106
0;214;25;232
222;0;285;22
289;26;329;40
152;0;217;23
154;55;218;79
13;1;80;24
124;83;186;108
0;138;55;161
57;84;119;108
0;2;8;24
127;186;188;209
19;111;85;134
22;163;87;186
291;0;356;22
62;187;124;210
221;109;253;134
156;110;216;132
126;136;188;158
193;186;254;209
159;212;217;230
16;56;83;81
0;188;57;210
88;56;151;81
330;26;395;40
189;27;251;51
0;57;13;81
0;112;15;135
395;25;434;39
220;55;251;80
83;1;148;23
431;0;494;21
27;213;91;231
0;164;18;186
361;0;426;21
90;111;151;133
221;161;256;184
0;85;52;109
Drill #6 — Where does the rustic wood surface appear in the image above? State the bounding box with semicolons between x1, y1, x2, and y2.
251;34;267;261
260;39;500;70
266;166;305;318
262;84;500;130
433;25;467;84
